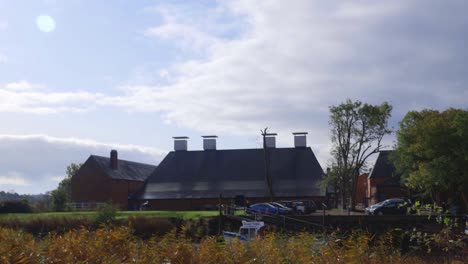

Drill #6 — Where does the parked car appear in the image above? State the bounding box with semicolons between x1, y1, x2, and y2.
365;198;412;215
276;200;317;214
247;203;292;215
270;202;294;211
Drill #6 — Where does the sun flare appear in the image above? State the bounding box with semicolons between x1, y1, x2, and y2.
36;14;56;33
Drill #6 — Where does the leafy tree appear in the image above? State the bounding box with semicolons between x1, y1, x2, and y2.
51;163;82;211
327;99;392;209
392;108;468;211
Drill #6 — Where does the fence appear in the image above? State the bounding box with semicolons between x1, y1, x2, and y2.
67;202;106;211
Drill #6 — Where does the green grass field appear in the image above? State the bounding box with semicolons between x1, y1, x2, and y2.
0;210;220;220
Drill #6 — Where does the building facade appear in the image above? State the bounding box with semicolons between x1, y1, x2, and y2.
71;150;156;210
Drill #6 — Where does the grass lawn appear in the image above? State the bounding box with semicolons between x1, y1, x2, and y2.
0;210;220;220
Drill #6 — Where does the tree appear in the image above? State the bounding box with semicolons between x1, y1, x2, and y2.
51;163;82;211
392;108;468;211
327;99;392;209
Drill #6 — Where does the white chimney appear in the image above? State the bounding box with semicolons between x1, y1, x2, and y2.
265;133;277;148
202;135;217;150
293;132;308;148
173;136;189;151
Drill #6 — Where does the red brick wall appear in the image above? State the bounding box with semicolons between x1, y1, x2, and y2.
368;177;388;205
110;180;145;210
354;173;368;206
71;158;145;210
368;177;407;205
71;159;111;204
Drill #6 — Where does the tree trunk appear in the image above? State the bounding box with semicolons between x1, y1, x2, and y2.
341;181;346;209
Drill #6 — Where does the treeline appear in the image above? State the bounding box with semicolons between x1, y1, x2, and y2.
0;192;52;213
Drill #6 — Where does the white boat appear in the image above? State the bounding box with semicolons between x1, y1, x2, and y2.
223;221;265;242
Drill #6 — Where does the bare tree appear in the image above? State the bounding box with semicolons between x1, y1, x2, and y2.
261;127;274;201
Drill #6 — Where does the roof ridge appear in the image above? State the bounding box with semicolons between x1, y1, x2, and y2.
169;147;312;153
90;155;156;167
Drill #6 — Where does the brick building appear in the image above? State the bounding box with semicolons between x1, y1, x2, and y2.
367;150;408;205
71;150;156;210
132;133;326;210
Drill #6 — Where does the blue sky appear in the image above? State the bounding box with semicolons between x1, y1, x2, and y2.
1;0;467;194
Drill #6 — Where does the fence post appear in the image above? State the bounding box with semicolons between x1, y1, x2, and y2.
322;203;327;232
218;193;223;235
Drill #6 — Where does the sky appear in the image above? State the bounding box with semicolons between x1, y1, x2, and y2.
1;0;467;194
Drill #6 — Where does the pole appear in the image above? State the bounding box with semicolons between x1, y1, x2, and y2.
261;127;274;201
218;193;223;235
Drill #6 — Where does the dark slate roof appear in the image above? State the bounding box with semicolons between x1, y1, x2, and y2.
138;147;324;199
368;150;399;179
90;155;156;181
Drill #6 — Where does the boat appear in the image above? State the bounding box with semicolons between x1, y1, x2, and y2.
223;221;265;242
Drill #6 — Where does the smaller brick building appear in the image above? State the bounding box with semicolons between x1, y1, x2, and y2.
71;150;156;210
354;173;369;207
367;150;408;205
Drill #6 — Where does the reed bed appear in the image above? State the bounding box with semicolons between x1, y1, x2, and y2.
1;225;464;263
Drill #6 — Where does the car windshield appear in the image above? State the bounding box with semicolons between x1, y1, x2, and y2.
374;201;385;206
271;202;288;209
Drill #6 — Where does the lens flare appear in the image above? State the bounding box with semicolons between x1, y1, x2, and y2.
36;15;56;33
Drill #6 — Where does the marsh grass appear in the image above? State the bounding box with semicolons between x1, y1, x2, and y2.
0;225;465;263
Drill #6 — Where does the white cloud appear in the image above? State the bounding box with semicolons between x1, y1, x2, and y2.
0;134;166;194
0;82;104;114
0;172;30;186
145;23;220;52
1;1;468;173
143;3;241;54
3;80;44;91
121;0;468;138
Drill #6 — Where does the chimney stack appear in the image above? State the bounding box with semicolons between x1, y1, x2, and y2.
173;136;189;151
264;133;277;148
110;150;118;170
293;132;308;148
202;135;217;150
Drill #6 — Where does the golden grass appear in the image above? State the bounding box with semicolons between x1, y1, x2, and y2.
0;226;462;263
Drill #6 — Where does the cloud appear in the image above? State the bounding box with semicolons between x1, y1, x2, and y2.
0;81;104;114
143;3;242;54
0;172;30;186
2;1;468;170
0;134;166;194
119;0;468;135
3;80;44;91
107;0;467;166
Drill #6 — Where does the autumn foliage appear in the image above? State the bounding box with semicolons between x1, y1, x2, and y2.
1;225;463;263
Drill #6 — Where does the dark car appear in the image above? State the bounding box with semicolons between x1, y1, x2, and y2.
276;200;317;214
247;203;292;215
365;198;412;215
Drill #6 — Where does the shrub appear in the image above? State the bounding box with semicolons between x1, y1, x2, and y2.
128;216;174;238
94;203;118;225
0;199;33;213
